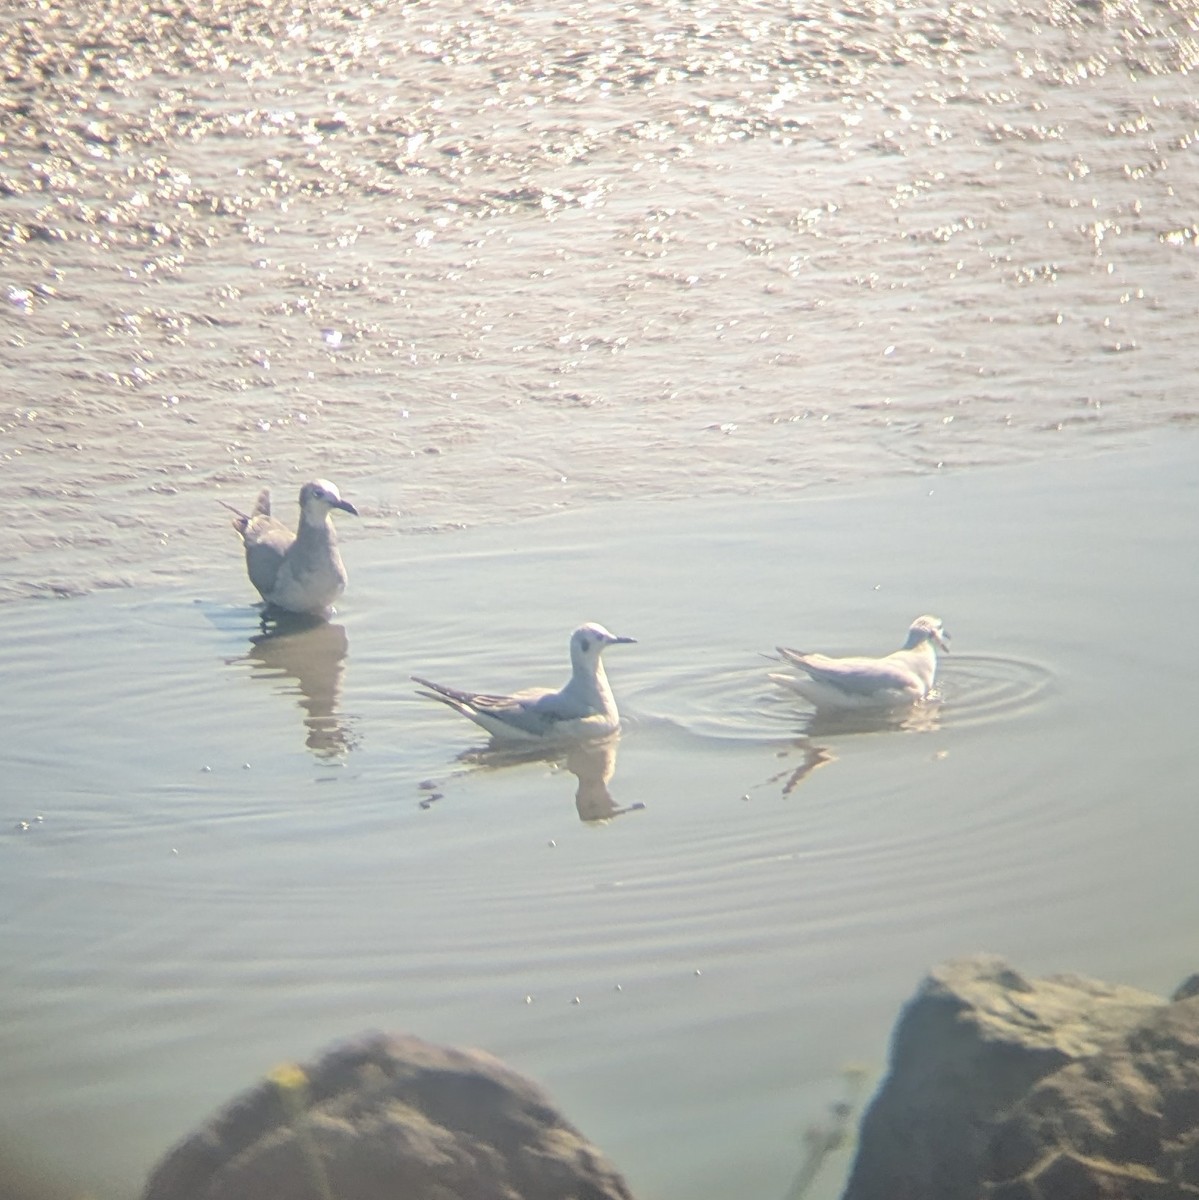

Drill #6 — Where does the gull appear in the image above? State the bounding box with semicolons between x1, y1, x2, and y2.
771;615;949;710
222;479;358;615
414;623;636;744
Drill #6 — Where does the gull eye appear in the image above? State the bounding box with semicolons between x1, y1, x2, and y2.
579;636;590;652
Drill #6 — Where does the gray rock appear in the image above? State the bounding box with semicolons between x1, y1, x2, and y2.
143;1032;636;1200
841;954;1165;1200
984;992;1199;1198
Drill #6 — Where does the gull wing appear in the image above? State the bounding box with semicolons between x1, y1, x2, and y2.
241;515;294;598
413;677;572;740
776;648;917;697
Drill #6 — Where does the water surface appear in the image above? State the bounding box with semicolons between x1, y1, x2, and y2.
3;0;1198;1194
2;434;1196;1200
3;0;1199;599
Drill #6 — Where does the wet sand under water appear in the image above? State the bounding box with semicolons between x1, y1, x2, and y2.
1;434;1197;1200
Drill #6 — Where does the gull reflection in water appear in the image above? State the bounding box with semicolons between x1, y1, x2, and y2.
760;738;838;798
461;735;644;824
234;613;356;757
803;693;943;738
757;698;944;797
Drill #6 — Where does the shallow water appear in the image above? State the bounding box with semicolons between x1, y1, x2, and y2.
3;0;1199;601
3;0;1199;1194
2;434;1197;1199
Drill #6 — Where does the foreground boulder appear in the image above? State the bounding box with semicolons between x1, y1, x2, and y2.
842;955;1199;1200
143;1032;635;1200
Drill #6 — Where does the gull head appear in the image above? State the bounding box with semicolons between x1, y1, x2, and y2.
570;622;637;670
298;479;359;523
905;614;949;652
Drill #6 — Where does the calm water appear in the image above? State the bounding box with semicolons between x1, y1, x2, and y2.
2;434;1198;1200
3;0;1199;1196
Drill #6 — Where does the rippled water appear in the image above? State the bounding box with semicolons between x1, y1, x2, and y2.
2;0;1198;600
3;434;1198;1200
2;0;1199;1196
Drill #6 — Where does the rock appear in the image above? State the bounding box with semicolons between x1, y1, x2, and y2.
1173;975;1199;1003
984;991;1199;1198
143;1032;636;1200
841;954;1167;1200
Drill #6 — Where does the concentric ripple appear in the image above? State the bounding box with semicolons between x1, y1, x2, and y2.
626;652;1056;744
625;658;797;743
935;653;1058;730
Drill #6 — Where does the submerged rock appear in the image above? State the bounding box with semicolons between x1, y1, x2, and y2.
143;1032;636;1200
841;954;1199;1200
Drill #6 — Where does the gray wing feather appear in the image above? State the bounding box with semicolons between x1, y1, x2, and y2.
241;516;294;598
413;677;571;737
777;649;915;696
413;677;507;709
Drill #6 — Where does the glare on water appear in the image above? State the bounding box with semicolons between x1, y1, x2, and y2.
1;1;1198;1198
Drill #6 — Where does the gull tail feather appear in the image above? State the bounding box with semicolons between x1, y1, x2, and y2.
221;490;272;537
412;676;477;712
218;498;251;536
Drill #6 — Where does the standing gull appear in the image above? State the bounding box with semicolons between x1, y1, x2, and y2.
771;614;949;710
414;623;637;744
222;479;358;615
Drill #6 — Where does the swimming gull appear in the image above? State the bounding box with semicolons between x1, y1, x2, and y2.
771;614;949;710
222;479;358;615
414;623;637;744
